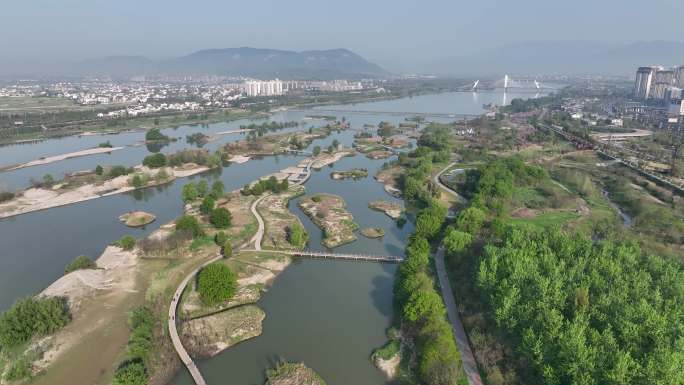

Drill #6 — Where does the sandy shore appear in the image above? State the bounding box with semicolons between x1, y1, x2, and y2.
1;146;125;171
0;164;208;219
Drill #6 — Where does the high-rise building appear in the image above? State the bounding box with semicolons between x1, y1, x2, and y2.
634;66;658;99
242;79;284;97
651;69;675;100
675;66;684;88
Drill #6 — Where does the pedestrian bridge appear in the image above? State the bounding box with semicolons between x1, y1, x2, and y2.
244;249;405;263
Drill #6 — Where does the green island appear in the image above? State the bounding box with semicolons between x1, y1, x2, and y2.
265;361;327;385
330;168;368;180
360;227;385;238
298;193;359;248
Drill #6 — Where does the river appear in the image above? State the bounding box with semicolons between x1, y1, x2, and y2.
0;89;542;385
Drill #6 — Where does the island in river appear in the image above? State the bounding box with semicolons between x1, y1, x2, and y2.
298;193;358;248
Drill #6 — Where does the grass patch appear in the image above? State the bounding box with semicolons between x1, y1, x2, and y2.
189;235;215;251
509;211;580;228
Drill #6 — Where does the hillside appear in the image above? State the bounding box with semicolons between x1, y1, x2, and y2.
70;47;388;79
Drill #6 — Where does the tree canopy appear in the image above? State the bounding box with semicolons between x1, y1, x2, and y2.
478;227;684;385
197;263;238;305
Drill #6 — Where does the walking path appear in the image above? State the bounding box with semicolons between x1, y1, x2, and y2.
167;254;222;385
434;162;483;385
435;246;483;385
434;162;467;204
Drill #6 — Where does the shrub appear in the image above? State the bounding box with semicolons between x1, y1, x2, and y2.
181;183;198;203
115;235;137;250
142;153;166;168
286;223;308;247
214;231;228;246
130;174;144;188
155;168;169;182
197;263;237;305
210;208;232;229
145;128;169;142
113;360;147;385
210;180;224;198
200;196;215;215
196;180;208;198
0;297;70;348
98;141;113;148
222;240;232;258
5;357;32;381
109;165;132;178
64;255;96;274
311;195;322;203
175;215;203;237
95;165;104;175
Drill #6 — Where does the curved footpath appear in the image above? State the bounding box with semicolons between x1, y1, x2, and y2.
168;254;222;385
169;159;312;385
434;163;483;385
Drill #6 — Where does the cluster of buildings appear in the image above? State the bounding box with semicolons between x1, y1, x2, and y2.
97;101;201;118
241;79;285;97
240;79;366;97
632;65;684;133
634;65;684;101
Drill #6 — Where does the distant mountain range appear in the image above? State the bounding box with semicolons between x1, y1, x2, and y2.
429;41;684;76
69;47;388;79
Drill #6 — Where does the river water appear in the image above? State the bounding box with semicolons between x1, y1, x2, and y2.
0;89;541;385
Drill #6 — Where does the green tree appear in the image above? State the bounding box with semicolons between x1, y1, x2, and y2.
222;240;232;258
214;231;228;246
455;206;486;234
196;180;208;198
197;263;237;305
181;183;198;203
332;139;340;149
115;235;136;250
142;153;166;168
64;255;96;274
210;208;232;229
0;297;70;348
175;215;202;237
43;173;55;186
210;180;225;198
287;223;308;247
415;202;447;239
443;228;473;261
131;174;144;188
313;146;321;156
95;165;103;175
200;196;215;215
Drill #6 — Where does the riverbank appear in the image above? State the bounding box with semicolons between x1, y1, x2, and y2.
0;163;208;219
0;146;125;171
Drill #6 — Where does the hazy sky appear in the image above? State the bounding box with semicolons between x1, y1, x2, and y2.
2;0;683;72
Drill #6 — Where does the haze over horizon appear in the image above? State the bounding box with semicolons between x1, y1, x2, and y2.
3;0;684;75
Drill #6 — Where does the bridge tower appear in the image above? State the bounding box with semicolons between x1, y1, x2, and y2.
534;80;541;89
471;80;479;91
504;74;509;91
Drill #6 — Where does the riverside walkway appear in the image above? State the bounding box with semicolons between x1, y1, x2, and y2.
167;254;222;385
434;163;484;385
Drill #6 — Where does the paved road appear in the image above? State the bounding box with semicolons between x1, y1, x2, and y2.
434;162;483;385
249;194;268;251
167;254;222;385
434;162;467;204
435;246;483;385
